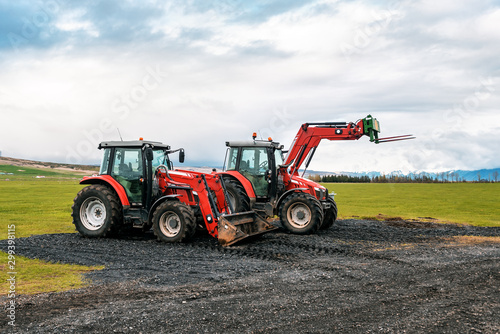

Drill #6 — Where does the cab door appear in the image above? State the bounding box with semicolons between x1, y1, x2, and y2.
238;147;269;198
110;148;144;205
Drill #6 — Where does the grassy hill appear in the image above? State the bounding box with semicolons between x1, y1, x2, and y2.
0;157;98;181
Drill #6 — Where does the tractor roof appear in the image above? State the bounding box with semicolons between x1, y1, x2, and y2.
98;140;171;150
225;140;283;149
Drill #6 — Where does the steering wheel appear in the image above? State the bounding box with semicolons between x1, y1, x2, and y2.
155;164;170;177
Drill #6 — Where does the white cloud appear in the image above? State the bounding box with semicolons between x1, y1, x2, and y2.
0;0;499;173
476;8;500;40
55;9;100;38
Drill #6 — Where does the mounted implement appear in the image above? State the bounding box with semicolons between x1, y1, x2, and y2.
167;168;278;246
218;115;414;235
218;211;277;246
71;139;275;246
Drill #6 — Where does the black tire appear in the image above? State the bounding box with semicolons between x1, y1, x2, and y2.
141;223;153;233
71;184;122;237
152;201;196;243
279;192;323;234
223;177;251;212
320;197;338;230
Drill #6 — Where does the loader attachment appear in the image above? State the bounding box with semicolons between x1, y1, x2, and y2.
363;115;415;144
218;211;278;246
363;114;381;142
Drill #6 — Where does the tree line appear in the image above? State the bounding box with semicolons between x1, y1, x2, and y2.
308;171;500;183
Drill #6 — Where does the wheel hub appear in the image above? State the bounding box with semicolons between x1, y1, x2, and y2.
168;218;179;230
287;203;312;228
159;212;181;237
80;197;106;231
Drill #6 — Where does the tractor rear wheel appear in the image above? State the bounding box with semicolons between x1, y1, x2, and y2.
72;184;122;237
320;197;338;230
223;178;251;213
279;192;323;234
152;201;196;243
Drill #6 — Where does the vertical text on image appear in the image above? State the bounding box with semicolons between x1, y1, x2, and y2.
6;224;17;326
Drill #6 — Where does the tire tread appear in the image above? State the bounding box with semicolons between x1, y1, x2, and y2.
71;184;122;238
152;201;196;243
223;177;251;212
279;192;323;234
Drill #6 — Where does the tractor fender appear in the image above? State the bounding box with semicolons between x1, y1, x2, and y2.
148;195;182;223
218;171;257;199
80;175;130;207
275;188;309;213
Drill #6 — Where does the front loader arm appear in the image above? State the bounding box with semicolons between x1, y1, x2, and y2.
283;115;413;174
284;118;367;174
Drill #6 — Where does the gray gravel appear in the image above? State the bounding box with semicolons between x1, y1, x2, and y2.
1;219;499;333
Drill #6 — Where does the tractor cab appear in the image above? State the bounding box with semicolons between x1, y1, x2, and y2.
97;140;184;207
224;138;284;201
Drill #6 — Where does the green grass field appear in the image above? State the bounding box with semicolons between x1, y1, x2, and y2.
1;164;499;296
322;183;500;227
0;165;98;295
0;165;89;238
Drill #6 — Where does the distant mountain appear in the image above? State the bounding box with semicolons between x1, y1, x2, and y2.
304;168;500;182
440;168;500;182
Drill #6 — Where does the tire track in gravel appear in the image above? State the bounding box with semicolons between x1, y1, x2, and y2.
6;219;499;285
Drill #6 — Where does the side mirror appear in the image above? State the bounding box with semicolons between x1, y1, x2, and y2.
179;149;185;163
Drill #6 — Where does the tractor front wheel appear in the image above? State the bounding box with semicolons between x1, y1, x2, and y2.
72;185;122;237
152;201;196;243
279;192;323;234
223;178;251;213
320;197;338;230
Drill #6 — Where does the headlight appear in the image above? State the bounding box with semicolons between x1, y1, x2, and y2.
314;187;326;200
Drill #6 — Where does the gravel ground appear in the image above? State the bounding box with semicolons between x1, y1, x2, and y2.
1;219;499;333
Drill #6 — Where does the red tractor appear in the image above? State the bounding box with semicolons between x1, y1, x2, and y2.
219;115;413;234
72;139;275;246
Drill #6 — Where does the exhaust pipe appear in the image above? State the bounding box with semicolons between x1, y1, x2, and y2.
218;212;278;246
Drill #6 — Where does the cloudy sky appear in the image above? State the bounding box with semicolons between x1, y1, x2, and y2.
1;0;499;173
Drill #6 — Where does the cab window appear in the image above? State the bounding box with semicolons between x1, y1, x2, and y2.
226;148;239;170
112;149;142;176
274;149;284;166
240;147;268;175
99;148;111;175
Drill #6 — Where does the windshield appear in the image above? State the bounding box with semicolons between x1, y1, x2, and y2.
152;149;169;169
275;149;284;166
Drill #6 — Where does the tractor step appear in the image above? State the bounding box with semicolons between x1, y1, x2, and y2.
218;211;278;247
